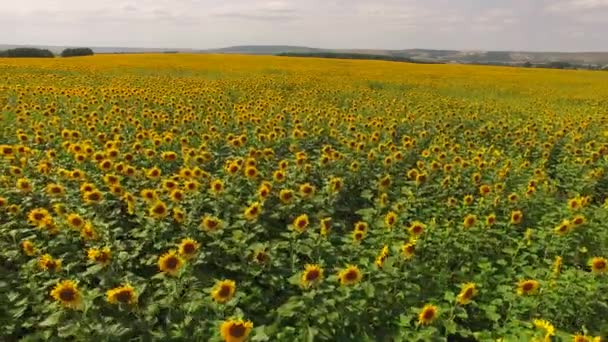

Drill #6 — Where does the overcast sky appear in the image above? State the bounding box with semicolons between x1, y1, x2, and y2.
1;0;607;51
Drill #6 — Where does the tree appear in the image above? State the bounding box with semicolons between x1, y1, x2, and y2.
61;48;94;57
0;48;54;58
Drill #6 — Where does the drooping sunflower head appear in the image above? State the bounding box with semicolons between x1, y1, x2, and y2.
50;280;81;310
220;319;253;342
384;211;397;227
456;283;477;305
158;250;184;276
418;304;438;325
554;220;572;235
38;254;61;272
374;245;390;268
402;240;416;260
338;265;362;286
212;279;236;303
106;284;137;305
21;240;37;256
178;238;199;259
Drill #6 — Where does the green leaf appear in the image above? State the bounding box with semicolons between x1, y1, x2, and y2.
39;311;62;327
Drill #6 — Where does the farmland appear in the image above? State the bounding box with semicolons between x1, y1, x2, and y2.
1;54;607;341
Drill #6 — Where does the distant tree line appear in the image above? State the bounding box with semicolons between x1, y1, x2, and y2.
0;48;54;58
477;60;608;71
277;52;443;64
61;48;94;57
0;47;95;58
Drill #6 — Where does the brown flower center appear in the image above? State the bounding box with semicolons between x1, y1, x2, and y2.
229;323;246;338
59;288;76;301
305;269;320;281
165;256;179;269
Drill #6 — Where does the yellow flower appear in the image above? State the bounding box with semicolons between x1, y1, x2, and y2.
16;178;33;193
87;247;112;267
50;280;82;310
107;284;138;305
244;202;262;221
178;238;199;259
402;240;416;260
300;264;323;288
279;189;294;204
21;240;37;256
210;179;225;195
338;265;362;286
66;213;85;229
555;220;572;235
158;250;184;276
38;254;62;272
212;280;236;303
408;221;426;236
292;214;309;233
589;257;607;274
148;201;169;219
456;283;477;305
510;210;523;225
220;319;253;342
517;279;540;296
375;245;389;268
418;304;438;325
27;208;51;227
463;214;477;228
320;217;332;236
533;319;555;341
384;211;397;228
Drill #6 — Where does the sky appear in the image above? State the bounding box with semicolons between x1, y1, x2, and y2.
1;0;607;51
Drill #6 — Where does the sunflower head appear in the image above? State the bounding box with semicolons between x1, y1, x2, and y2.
148;201;168;219
178;238;199;259
220;319;253;342
456;283;477;305
301;264;323;288
338;265;362;286
589;257;607;274
408;221;426;236
212;279;236;303
384;211;397;227
292;214;309;233
418;304;438;325
158;250;184;276
510;210;523;225
517;279;540;296
244;202;262;221
107;284;137;305
50;280;82;310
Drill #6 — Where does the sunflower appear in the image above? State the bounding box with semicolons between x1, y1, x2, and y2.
16;178;33;193
140;188;157;202
45;183;65;197
517;279;540;295
338;265;362;286
571;215;586;226
212;279;236;303
568;197;582;210
21;240;36;256
292;214;309;233
66;213;85;229
510;210;523;225
80;222;98;241
589;257;607;274
178;238;199;259
50;280;82;310
384;211;397;228
402;240;416;260
320;217;332;236
456;283;477;305
148;201;169;219
278;189;294;204
220;319;253;342
352;229;366;243
107;284;138;305
300;264;323;288
408;221;426;236
375;245;389;268
158;250;184;276
83;189;103;204
463;194;474;206
169;189;185;202
87;247;112;266
27;208;51;227
554;220;572;235
463;214;477;228
201;215;222;231
146;167;162;179
257;184;271;200
479;184;491;196
486;213;497;226
38;254;61;272
244;202;262;221
210;179;225;195
328;177;343;193
533;319;555;341
273;170;286;182
572;335;591;342
552;256;563;277
418;304;438;325
244;166;258;179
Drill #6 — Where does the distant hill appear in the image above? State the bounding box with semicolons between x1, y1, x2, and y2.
2;44;608;66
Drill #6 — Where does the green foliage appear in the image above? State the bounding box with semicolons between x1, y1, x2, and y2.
0;48;54;58
61;48;94;58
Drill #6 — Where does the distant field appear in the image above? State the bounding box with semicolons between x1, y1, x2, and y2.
1;54;607;341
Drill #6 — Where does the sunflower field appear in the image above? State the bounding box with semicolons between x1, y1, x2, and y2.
1;54;608;341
